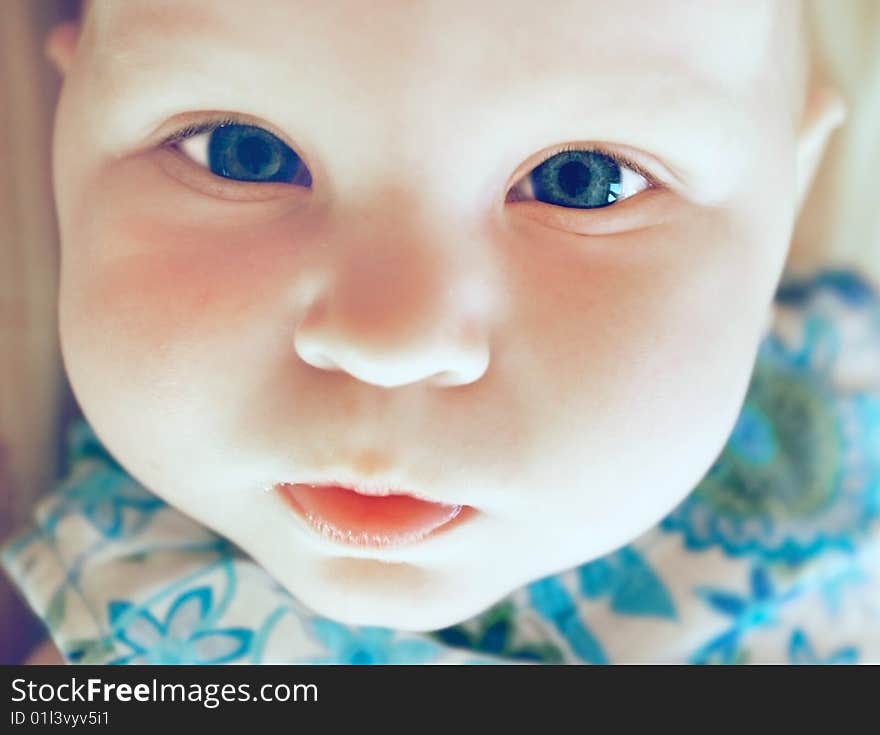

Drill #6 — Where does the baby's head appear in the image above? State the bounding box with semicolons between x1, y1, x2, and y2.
48;0;842;630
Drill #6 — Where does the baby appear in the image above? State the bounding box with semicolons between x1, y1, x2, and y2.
6;0;879;664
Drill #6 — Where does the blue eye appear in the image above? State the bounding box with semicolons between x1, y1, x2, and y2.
530;150;623;209
176;122;310;185
209;124;303;183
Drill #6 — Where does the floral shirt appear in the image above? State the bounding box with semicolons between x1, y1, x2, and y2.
3;269;879;664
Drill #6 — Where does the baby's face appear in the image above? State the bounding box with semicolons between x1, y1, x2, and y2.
56;0;807;629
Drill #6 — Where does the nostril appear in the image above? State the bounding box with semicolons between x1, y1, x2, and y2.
303;350;339;370
427;348;490;387
293;330;338;371
428;370;460;387
300;350;338;371
293;298;337;370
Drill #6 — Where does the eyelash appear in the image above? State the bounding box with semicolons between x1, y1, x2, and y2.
159;117;661;198
159;116;245;147
532;144;657;186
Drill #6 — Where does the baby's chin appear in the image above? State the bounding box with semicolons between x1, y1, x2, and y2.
263;554;516;632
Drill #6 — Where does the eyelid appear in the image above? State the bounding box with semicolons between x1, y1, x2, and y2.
150;113;312;202
508;186;677;237
505;142;670;206
504;143;678;235
153;112;313;194
154;146;309;202
533;144;660;187
155;111;297;151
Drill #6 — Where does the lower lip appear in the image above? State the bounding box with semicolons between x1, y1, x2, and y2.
276;483;470;548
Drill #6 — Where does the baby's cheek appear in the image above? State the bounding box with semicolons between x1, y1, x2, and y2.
58;205;312;436
507;206;780;517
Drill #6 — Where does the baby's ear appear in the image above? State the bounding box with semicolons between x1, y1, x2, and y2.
45;21;81;77
794;80;846;212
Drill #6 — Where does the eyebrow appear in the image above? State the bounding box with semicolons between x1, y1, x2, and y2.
93;25;760;206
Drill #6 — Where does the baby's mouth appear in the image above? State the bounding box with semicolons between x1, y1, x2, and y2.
275;482;470;548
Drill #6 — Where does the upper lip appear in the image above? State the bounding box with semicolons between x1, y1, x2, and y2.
275;477;457;506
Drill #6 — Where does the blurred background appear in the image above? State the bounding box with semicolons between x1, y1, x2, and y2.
0;0;878;664
1;0;80;665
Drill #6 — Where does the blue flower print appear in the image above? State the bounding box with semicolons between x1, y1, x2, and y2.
108;587;252;664
690;567;800;665
727;405;776;465
772;270;877;371
38;418;165;539
429;601;565;662
308;619;440;664
528;576;607;664
578;547;676;619
788;629;858;665
47;463;164;539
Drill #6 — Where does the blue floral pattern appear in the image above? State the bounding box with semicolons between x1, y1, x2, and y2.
690;567;800;664
46;463;164;539
788;629;858;665
2;269;878;664
527;576;607;664
308;620;440;664
108;587;253;665
577;547;676;619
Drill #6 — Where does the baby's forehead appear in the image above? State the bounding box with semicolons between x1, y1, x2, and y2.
89;0;790;92
79;0;802;201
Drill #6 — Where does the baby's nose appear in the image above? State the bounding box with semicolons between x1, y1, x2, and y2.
293;236;494;389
